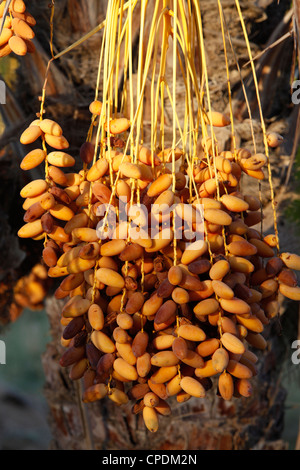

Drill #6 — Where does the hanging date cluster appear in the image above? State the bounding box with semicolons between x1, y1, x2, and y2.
17;104;300;433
